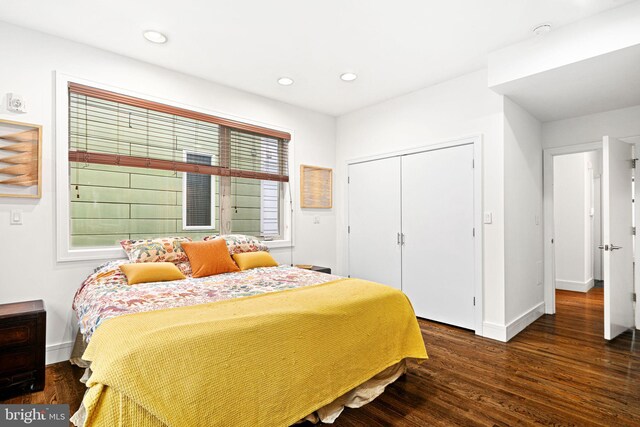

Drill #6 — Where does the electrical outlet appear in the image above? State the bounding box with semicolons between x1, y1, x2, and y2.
313;216;320;224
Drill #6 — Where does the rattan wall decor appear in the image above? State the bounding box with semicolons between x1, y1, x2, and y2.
300;164;332;209
0;119;42;198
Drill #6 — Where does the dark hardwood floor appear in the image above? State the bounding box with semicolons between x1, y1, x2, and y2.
2;288;638;426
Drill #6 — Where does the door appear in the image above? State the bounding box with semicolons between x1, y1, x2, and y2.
401;144;475;329
348;157;402;289
602;136;634;340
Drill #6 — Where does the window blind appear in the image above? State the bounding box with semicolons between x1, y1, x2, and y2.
185;153;214;228
68;83;290;182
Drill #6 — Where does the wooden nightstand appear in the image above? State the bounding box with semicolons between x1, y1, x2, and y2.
0;300;46;399
295;265;332;274
310;266;332;274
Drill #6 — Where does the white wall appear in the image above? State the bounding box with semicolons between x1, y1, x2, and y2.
503;97;544;329
543;104;640;148
336;69;508;330
584;150;603;285
593;172;603;281
0;22;337;363
488;0;640;88
553;152;595;291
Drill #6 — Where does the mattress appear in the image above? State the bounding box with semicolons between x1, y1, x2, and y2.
73;260;340;342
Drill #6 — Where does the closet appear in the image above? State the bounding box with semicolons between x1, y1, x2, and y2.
348;143;476;330
348;156;402;290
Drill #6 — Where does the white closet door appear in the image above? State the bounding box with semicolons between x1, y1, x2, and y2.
348;157;402;289
401;144;475;329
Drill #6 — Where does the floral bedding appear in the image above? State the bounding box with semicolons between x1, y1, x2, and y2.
73;260;340;343
120;237;192;264
203;234;270;254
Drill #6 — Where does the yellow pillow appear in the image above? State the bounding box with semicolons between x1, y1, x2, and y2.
232;251;279;271
120;262;186;285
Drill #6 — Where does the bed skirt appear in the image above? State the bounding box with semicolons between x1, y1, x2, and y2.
70;357;407;426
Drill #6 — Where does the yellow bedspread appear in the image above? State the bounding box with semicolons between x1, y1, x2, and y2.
80;278;427;427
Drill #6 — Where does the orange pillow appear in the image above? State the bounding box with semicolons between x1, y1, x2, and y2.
181;238;240;278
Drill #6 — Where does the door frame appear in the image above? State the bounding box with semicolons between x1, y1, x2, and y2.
345;135;483;335
543;141;603;314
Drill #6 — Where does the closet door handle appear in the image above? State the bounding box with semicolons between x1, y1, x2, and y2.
397;232;401;245
401;233;405;246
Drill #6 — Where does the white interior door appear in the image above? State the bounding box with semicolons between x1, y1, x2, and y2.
401;144;475;329
348;157;402;289
602;136;635;340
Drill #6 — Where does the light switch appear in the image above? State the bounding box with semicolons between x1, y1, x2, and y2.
10;209;22;225
483;212;493;224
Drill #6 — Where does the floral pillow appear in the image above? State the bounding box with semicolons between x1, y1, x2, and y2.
175;261;193;277
203;234;269;255
120;237;192;264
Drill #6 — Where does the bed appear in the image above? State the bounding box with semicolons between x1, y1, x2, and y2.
70;258;427;426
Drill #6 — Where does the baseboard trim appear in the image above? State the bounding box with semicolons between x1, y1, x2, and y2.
556;278;594;293
482;301;545;343
506;302;545;341
482;321;507;342
46;341;74;365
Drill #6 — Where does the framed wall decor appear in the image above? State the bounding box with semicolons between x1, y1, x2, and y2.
0;119;42;198
300;164;332;209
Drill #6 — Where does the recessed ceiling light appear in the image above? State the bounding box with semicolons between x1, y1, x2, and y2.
532;23;552;36
340;72;358;82
143;30;168;44
277;77;294;86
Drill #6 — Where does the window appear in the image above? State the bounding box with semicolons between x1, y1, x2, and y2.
228;132;285;239
183;152;216;230
63;81;290;257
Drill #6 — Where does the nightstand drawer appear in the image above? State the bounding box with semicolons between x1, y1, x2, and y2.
0;348;37;374
0;318;36;348
0;370;37;396
0;370;35;387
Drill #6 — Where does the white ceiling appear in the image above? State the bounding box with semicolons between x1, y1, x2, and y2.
492;43;640;122
0;0;634;116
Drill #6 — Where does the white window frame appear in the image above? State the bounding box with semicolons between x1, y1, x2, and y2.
259;180;282;240
181;150;217;231
258;138;283;240
55;72;294;262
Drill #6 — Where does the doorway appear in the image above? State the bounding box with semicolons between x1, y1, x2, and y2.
552;150;602;293
543;138;636;340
